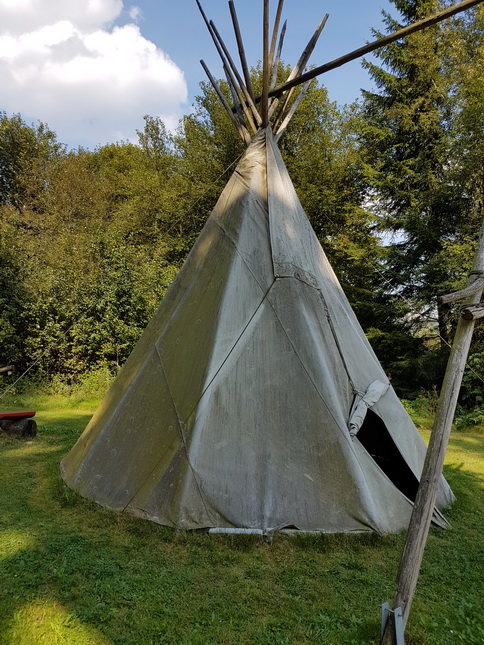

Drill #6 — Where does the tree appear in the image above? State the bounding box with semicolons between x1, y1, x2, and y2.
360;0;464;351
0;112;64;213
0;114;65;374
445;5;484;409
0;217;29;370
0;115;184;377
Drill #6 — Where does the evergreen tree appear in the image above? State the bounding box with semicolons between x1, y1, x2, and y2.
360;0;461;349
445;5;484;408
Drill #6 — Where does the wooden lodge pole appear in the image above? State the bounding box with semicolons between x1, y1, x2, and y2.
200;60;251;145
381;215;484;644
269;13;328;122
270;13;328;123
270;19;287;89
269;0;484;97
229;1;256;104
196;0;262;126
261;0;270;127
268;0;285;77
209;19;259;132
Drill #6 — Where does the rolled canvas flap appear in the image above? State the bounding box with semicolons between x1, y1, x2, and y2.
348;380;390;436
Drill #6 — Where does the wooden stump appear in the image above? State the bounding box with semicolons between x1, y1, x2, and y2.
0;418;37;438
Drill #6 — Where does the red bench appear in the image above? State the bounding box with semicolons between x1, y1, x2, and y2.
0;411;37;437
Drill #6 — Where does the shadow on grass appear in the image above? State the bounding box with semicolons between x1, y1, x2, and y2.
448;433;484;455
1;429;483;645
442;462;484;522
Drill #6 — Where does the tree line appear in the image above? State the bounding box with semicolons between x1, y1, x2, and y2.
1;0;483;408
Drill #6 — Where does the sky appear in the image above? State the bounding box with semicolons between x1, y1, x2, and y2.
0;0;396;150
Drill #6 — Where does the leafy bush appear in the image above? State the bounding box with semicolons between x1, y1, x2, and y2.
403;391;484;435
455;406;484;433
0;365;113;409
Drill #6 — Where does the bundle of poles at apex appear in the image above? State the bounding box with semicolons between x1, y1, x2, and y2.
196;0;328;144
196;0;484;145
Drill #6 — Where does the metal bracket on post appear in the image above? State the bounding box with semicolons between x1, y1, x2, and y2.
381;603;405;645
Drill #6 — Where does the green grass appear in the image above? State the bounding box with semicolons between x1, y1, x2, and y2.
1;397;483;645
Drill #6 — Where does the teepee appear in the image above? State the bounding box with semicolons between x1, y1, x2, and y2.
61;0;454;534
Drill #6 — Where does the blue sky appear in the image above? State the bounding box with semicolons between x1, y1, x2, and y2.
1;0;396;149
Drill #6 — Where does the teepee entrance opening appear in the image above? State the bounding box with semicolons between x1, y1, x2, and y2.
356;409;420;503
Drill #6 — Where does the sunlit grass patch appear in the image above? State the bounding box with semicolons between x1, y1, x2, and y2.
0;530;35;560
447;433;484;478
5;600;109;645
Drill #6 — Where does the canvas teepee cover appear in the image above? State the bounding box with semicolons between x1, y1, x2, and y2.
61;128;454;534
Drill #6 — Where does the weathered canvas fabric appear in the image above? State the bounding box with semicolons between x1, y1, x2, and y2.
61;128;454;534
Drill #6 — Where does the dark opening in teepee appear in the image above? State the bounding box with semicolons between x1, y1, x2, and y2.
356;410;420;504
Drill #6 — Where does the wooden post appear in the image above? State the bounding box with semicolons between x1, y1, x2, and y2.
224;65;246;126
196;0;262;126
439;276;484;304
461;303;484;320
274;80;312;141
380;215;484;645
268;0;285;77
209;20;259;133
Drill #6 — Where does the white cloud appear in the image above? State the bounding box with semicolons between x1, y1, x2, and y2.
0;0;187;148
128;5;142;23
0;0;123;34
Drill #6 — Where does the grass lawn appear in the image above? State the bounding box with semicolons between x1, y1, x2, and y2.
1;396;483;645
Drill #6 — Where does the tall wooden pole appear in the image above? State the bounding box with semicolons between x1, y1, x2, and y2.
229;1;256;103
261;0;270;127
196;0;262;125
381;214;484;644
268;0;285;75
270;13;328;122
200;60;251;145
268;0;484;97
270;19;287;89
